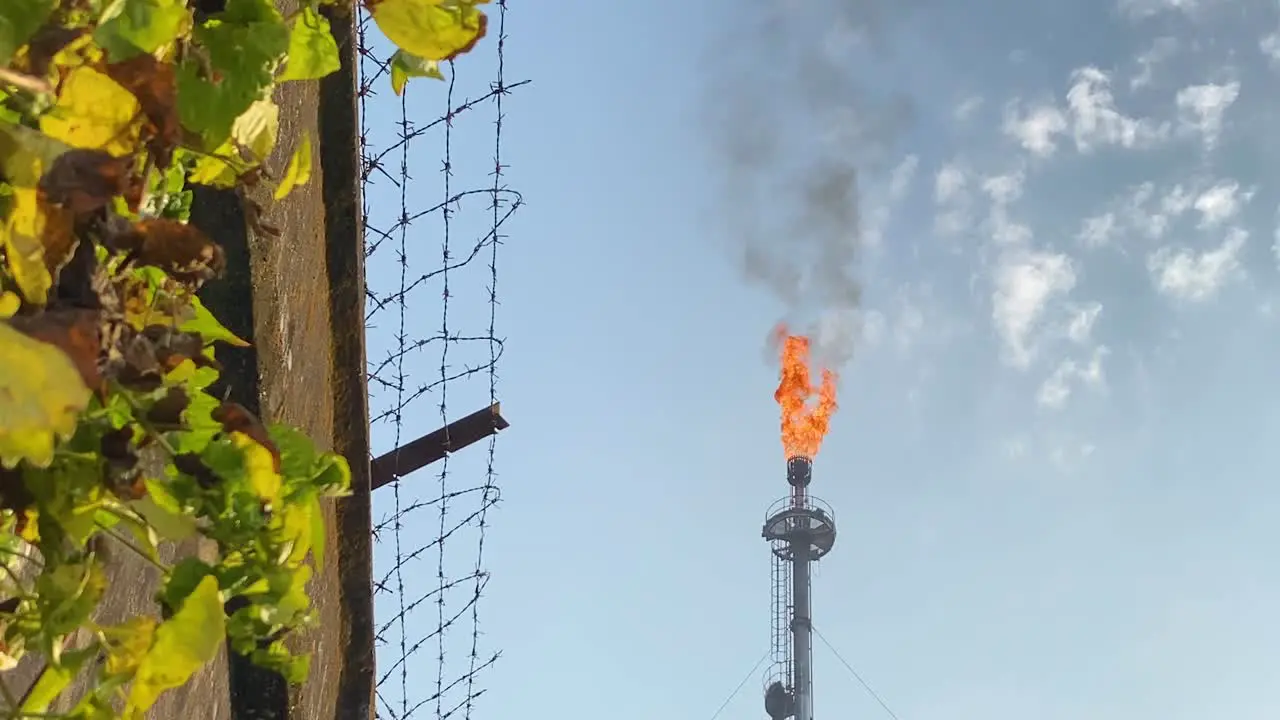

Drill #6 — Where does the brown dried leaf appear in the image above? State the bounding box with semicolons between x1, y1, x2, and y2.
211;402;280;472
38;149;135;219
53;228;102;309
141;325;206;372
0;467;34;518
100;425;144;499
173;452;219;489
109;218;225;287
8;308;104;392
145;386;189;428
24;25;84;79
105;54;180;169
41;201;77;280
114;329;163;391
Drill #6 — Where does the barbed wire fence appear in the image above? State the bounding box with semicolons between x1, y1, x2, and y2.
355;4;528;718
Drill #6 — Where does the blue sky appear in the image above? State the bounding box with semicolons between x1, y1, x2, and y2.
362;0;1280;718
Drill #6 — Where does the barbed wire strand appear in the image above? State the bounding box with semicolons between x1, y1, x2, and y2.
356;3;525;717
466;1;511;714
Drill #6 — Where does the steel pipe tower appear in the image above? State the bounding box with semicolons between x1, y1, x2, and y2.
761;456;836;720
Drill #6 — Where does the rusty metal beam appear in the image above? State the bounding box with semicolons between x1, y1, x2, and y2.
370;402;509;490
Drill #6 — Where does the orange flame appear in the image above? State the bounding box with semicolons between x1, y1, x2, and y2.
773;327;838;459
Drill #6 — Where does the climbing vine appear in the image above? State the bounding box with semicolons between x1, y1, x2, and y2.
0;0;488;716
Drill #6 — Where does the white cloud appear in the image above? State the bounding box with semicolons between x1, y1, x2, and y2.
983;170;1033;246
861;310;886;347
1037;366;1073;409
1131;37;1178;89
992;249;1077;368
864;155;920;249
1193;180;1251;228
954;95;983;122
889;155;919;201
1148;227;1247;301
1175;82;1240;149
1003;102;1068;156
1078;212;1118;248
1001;68;1167;157
982;169;1026;206
1117;0;1198;19
1077;181;1196;248
935;163;967;204
1261;32;1280;65
1037;346;1108;410
1273;209;1280;270
1065;302;1103;343
894;297;925;351
934;162;973;236
1066;67;1168;151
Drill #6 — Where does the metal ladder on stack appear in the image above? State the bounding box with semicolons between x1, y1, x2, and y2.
769;549;793;692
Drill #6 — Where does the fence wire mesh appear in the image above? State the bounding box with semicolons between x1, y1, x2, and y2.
356;4;526;718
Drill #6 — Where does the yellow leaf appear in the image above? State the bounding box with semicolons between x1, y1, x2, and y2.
18;509;39;543
369;0;488;63
125;575;224;718
0;321;91;469
232;431;281;509
273;133;311;200
39;66;141;156
0;291;19;319
231;98;279;163
1;187;53;305
277;498;312;565
389;49;444;96
0;123;71;187
102;616;158;676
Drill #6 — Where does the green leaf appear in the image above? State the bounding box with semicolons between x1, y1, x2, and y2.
35;561;107;638
19;646;96;713
112;510;163;563
264;563;311;625
313;453;351;495
0;89;22;124
369;0;488;63
273;133;312;200
280;6;340;81
251;639;310;684
178;0;288;149
0;0;54;66
126;575;224;717
270;424;317;479
95;0;190;61
131;480;197;540
158;557;215;613
308;494;325;568
389;49;443;95
181;294;249;347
